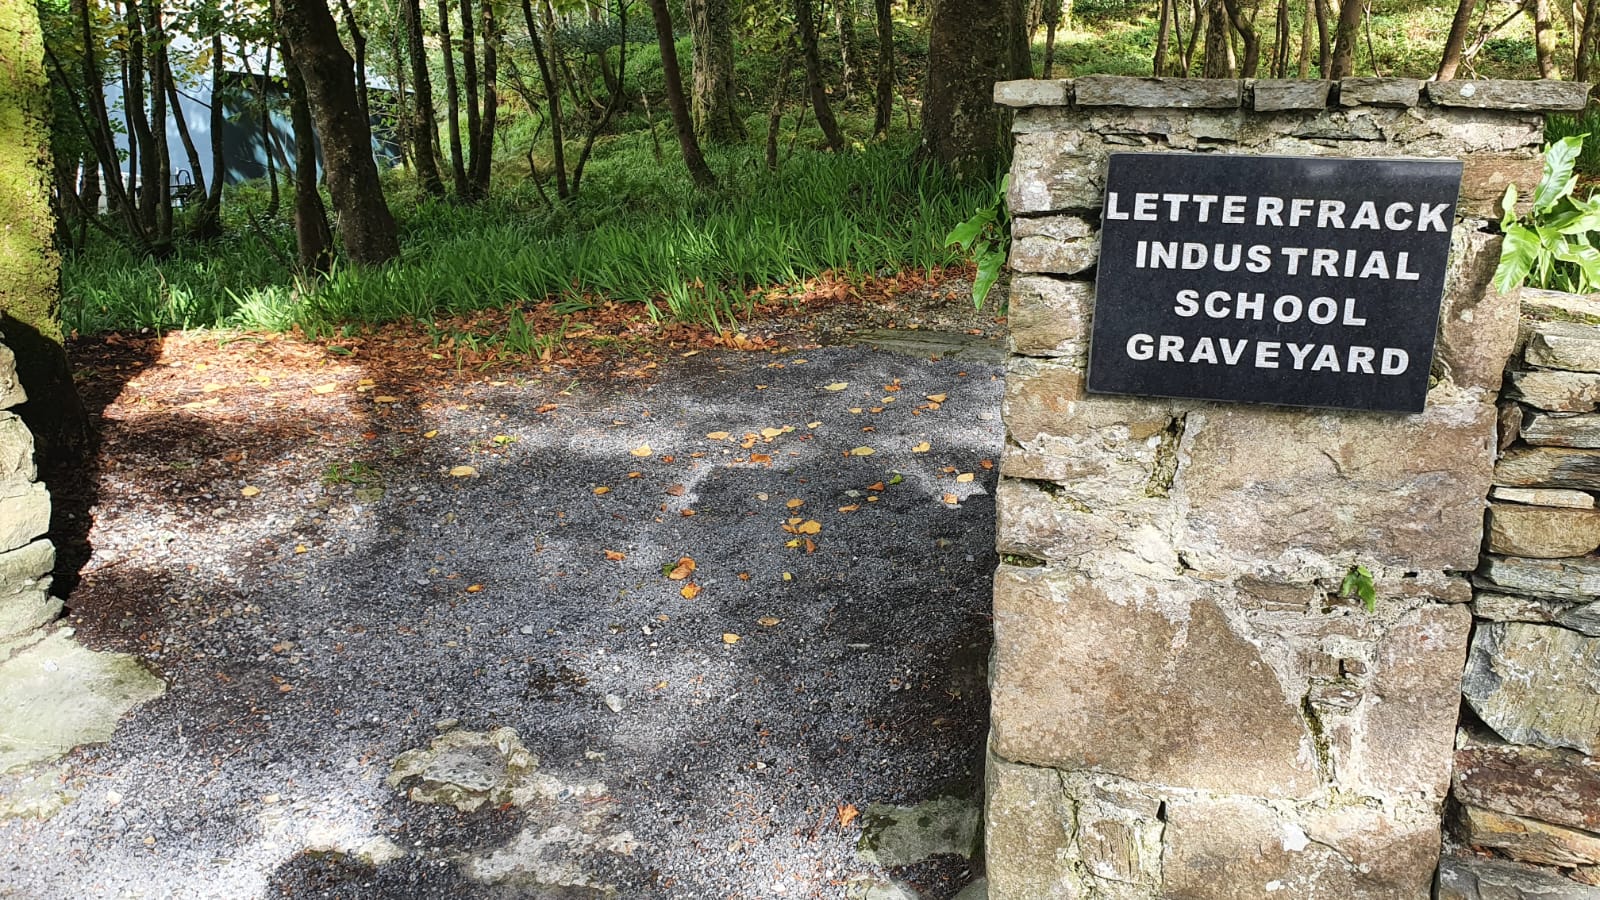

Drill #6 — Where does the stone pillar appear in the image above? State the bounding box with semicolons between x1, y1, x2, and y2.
985;76;1587;898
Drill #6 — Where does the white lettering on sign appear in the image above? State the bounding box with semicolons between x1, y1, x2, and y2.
1125;333;1410;375
1105;192;1450;233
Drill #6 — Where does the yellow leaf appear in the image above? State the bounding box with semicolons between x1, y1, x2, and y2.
943;493;959;504
760;427;784;438
758;616;781;627
785;498;804;509
926;393;948;402
782;572;792;581
849;446;875;456
240;486;261;497
706;431;730;440
312;383;337;394
374;396;399;404
294;544;307;554
785;538;801;548
808;421;822;429
838;803;860;828
466;584;484;593
824;382;849;391
423;430;439;439
681;583;702;600
593;486;611;495
630;445;653;457
956;472;975;483
912;441;931;453
838;504;859;512
449;465;477;477
722;633;740;644
848;407;864;414
796;520;822;535
202;382;225;393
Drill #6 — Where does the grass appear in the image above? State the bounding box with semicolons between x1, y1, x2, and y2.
64;129;984;337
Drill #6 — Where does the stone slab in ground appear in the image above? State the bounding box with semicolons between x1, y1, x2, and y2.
0;630;164;774
856;794;980;867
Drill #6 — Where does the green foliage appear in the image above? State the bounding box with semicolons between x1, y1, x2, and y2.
945;174;1010;310
1339;565;1377;613
1494;134;1600;295
1544;106;1600;177
63;136;984;335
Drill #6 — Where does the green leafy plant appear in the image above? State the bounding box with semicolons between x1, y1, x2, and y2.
1339;565;1377;612
1494;134;1600;295
946;174;1011;310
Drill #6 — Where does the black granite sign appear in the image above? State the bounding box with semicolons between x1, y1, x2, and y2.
1085;152;1462;413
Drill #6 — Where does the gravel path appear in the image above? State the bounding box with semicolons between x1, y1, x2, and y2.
1;331;1005;899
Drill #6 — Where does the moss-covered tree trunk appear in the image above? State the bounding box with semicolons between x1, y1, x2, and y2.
686;0;742;144
922;0;1015;180
0;0;92;465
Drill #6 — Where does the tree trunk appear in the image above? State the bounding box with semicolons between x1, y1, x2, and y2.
645;0;717;189
1271;0;1290;76
687;0;742;144
1203;0;1233;76
279;0;401;265
402;0;445;195
872;0;894;137
472;0;498;194
1009;0;1033;77
1533;0;1559;77
1297;0;1312;75
1577;0;1598;80
146;0;173;248
922;0;1014;180
71;0;146;245
1152;0;1171;75
1314;0;1330;74
796;0;846;153
1435;0;1476;80
438;0;469;194
460;0;482;193
1328;0;1361;77
834;0;862;97
768;37;795;167
125;0;159;231
164;56;207;206
1219;0;1260;76
0;0;92;465
522;0;568;198
279;36;334;273
193;31;224;239
241;50;280;218
337;0;369;120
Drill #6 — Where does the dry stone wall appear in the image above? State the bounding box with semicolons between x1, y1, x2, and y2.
1441;290;1600;898
0;338;61;661
988;76;1586;898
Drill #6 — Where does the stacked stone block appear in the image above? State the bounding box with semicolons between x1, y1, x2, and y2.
1442;289;1600;896
989;76;1585;898
0;339;61;661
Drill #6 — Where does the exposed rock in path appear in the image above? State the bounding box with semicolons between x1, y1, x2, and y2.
855;794;981;867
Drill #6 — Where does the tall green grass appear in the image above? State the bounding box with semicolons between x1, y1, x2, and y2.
64;134;985;336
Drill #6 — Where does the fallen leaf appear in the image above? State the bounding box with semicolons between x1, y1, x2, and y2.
738;572;751;581
758;616;781;627
824;382;849;391
749;453;772;464
785;498;804;509
681;583;702;600
240;486;261;498
926;393;947;402
808;421;822;429
838;504;860;512
604;550;626;561
593;486;611;495
202;382;225;393
849;446;875;456
956;472;975;483
722;633;740;644
535;403;558;413
795;520;822;535
706;431;730;440
627;471;642;478
374;395;399;404
667;557;697;580
423;430;439;439
466;584;484;593
630;445;653;457
942;493;959;504
782;572;792;581
449;465;477;477
887;472;903;485
980;459;995;470
838;803;860;828
912;442;930;453
294;544;307;554
680;509;696;517
666;484;687;496
312;383;337;394
760;427;786;438
867;482;885;492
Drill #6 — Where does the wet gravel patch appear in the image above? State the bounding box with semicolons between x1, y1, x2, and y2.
3;341;1003;899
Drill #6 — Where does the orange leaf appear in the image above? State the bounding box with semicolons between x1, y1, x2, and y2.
666;484;687;496
681;582;702;600
838;803;859;828
668;557;697;580
535;403;558;413
604;550;626;561
593;486;611;495
466;584;484;593
867;482;885;492
785;498;804;509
